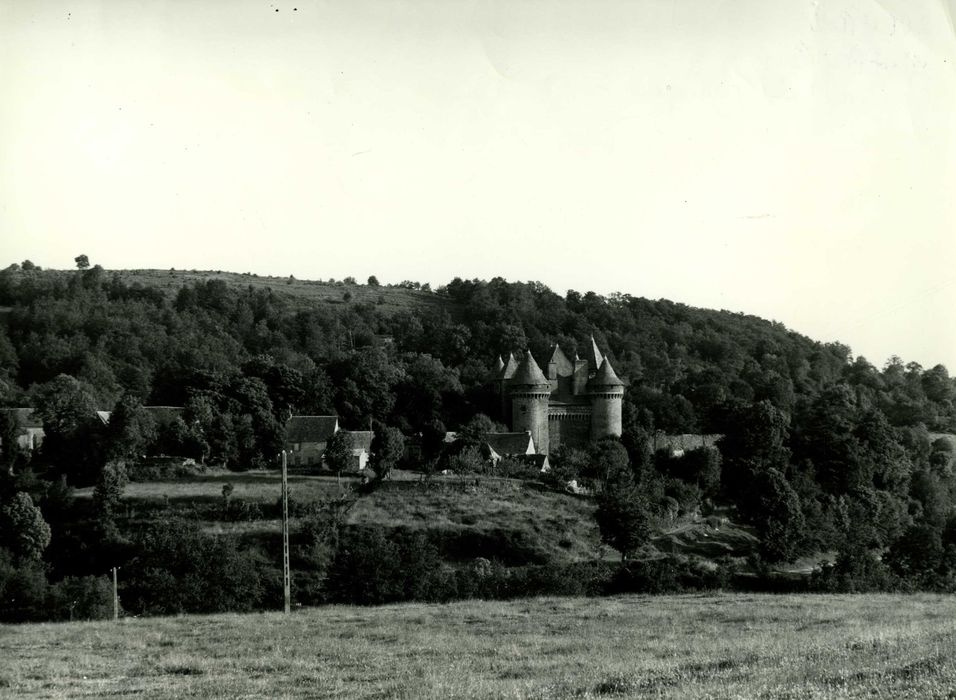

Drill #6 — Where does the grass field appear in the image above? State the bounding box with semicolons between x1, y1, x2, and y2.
74;470;354;505
347;478;602;563
3;593;956;699
111;268;450;314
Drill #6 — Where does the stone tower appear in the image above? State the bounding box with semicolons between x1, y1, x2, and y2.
509;350;551;454
587;357;625;441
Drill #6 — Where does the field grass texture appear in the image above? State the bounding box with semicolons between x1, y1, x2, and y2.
4;593;956;699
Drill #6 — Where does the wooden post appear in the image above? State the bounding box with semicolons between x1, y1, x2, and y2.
281;450;291;614
112;567;119;621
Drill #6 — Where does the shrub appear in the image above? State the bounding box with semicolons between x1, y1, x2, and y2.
47;575;114;621
0;547;49;622
122;520;264;615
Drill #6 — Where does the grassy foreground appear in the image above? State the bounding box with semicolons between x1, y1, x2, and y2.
3;594;956;699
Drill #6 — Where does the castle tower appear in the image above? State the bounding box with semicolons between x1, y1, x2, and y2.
509;350;551;454
587;357;625;441
495;352;518;424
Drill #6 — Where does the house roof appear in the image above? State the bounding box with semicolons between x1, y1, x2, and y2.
340;430;373;452
0;408;43;429
516;453;550;472
285;415;339;443
510;351;549;387
142;406;185;426
587;358;625;388
96;411;112;425
483;431;535;456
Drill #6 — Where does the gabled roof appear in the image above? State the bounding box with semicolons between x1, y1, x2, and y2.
497;352;518;380
285;415;339;443
340;430;373;452
483;431;535;456
96;411;112;425
588;358;626;388
0;408;43;429
510;351;549;387
548;344;573;375
516;453;550;472
143;406;185;426
584;336;604;372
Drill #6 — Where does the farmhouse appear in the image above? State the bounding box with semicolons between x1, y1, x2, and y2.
283;416;373;471
0;408;45;451
284;415;339;467
340;430;373;471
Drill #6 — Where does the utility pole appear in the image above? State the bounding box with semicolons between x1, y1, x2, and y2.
281;450;291;614
112;567;119;621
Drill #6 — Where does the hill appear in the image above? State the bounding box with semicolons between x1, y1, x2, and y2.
2;263;956;621
4;593;956;699
8;266;448;315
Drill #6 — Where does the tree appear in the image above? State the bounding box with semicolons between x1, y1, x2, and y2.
92;460;129;535
719;399;790;510
586;437;630;487
1;492;52;561
324;430;353;475
20;259;35;271
31;374;104;485
885;524;944;588
595;471;652;562
367;275;380;286
751;468;807;563
370;425;404;480
549;445;589;483
457;413;500;446
106;395;157;459
0;410;21;475
74;254;90;270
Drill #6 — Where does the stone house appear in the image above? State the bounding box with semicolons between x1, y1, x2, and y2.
284;415;339;468
340;430;373;471
0;408;45;451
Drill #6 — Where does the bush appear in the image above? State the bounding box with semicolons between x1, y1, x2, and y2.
809;547;900;593
0;547;49;622
325;528;452;605
47;575;114;621
122;520;265;615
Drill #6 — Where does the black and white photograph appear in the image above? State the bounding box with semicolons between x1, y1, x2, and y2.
1;0;955;697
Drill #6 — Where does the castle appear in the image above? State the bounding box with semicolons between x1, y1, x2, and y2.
492;337;625;455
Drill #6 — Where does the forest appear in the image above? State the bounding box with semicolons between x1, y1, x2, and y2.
1;260;955;621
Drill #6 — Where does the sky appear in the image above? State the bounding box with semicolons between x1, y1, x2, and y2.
1;0;955;370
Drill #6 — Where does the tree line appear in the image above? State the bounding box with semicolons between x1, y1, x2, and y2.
0;261;955;619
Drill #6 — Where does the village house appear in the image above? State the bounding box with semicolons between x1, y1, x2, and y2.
283;416;373;472
283;415;339;467
0;408;45;451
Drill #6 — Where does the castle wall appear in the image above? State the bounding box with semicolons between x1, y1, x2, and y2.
548;412;591;451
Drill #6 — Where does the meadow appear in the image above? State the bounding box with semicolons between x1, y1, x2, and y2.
3;593;956;699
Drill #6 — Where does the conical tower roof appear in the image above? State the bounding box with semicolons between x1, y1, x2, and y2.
584;335;604;372
588;357;625;389
549;343;570;365
511;350;549;387
496;352;518;380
